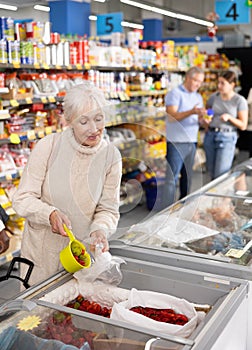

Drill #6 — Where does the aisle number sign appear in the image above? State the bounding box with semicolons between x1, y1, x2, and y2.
215;0;250;25
96;12;123;35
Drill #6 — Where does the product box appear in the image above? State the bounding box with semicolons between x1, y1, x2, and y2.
0;87;33;100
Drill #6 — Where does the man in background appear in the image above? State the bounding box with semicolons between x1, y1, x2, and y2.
164;66;206;207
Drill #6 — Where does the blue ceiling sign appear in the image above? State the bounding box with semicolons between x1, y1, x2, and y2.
215;0;250;25
97;12;123;36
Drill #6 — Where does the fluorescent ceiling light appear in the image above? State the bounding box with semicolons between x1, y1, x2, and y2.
89;15;98;20
34;5;50;12
0;3;17;11
93;0;106;2
120;0;214;27
89;15;144;30
122;21;143;29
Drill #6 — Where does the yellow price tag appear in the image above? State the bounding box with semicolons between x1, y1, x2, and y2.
25;97;32;104
119;92;126;102
41;97;48;103
13;62;20;68
27;130;36;140
55;65;61;69
38;130;45;138
45;126;52;135
6;253;13;262
10;99;19;107
116;115;122;124
48;96;56;103
76;63;82;70
84;63;91;69
5;173;13;181
42;64;49;69
67;65;72;70
9;133;21;144
34;63;40;69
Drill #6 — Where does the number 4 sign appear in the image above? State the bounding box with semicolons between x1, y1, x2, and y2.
215;0;250;25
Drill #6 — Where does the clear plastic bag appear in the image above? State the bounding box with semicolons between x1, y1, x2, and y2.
74;251;126;285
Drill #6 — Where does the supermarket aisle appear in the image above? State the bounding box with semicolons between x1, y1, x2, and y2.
0;150;250;306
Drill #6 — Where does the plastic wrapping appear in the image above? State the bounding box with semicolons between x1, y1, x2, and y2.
74;251;126;286
0;326;90;350
110;288;201;338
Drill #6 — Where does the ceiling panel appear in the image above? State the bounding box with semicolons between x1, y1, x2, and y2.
0;0;48;7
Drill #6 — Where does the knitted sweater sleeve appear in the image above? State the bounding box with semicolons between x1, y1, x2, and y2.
89;144;122;237
12;135;57;226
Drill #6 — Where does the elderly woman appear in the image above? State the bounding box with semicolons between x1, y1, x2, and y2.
12;84;122;285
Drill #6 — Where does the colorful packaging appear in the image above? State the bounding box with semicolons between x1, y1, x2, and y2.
0;39;7;63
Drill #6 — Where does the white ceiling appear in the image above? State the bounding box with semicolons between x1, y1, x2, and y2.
1;0;47;7
1;0;251;39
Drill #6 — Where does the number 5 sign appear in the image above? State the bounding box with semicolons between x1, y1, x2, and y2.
97;12;123;36
215;0;250;25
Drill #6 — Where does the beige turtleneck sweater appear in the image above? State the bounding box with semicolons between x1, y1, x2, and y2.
12;127;122;284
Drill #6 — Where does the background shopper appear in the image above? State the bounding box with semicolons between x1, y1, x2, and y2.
203;70;248;180
164;66;206;207
12;83;122;285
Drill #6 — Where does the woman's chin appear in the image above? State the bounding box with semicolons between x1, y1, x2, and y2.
82;137;100;147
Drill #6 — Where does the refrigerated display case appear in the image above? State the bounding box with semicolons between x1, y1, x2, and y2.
205;159;252;198
0;256;249;350
109;159;252;348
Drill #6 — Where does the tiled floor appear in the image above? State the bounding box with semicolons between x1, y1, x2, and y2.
0;150;250;306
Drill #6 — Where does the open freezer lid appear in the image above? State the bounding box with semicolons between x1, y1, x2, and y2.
206;161;252;198
110;192;252;278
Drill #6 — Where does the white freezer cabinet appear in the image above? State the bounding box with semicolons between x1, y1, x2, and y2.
0;256;249;350
109;190;252;348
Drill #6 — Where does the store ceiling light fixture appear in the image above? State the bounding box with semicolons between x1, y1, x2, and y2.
122;21;144;29
89;15;144;29
120;0;214;27
0;3;17;11
34;5;50;12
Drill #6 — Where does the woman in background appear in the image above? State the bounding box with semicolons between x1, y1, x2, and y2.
203;70;248;180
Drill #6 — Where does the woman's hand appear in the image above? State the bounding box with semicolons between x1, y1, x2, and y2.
220;113;231;122
199;116;211;129
89;230;109;253
49;210;71;236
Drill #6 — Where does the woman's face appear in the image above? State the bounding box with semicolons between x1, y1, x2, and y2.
72;108;105;147
218;77;235;94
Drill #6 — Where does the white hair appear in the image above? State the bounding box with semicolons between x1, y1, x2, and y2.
63;83;109;123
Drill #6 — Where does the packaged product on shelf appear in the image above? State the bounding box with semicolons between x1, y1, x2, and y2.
0;147;16;173
0;17;14;41
0;39;7;64
7;40;20;64
25;21;44;42
20;41;34;65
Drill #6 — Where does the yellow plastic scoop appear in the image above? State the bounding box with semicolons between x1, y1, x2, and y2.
60;224;91;273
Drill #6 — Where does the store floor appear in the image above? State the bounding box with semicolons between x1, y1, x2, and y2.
0;150;250;306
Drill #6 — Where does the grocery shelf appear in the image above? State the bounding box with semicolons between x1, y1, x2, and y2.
0;234;21;267
0;169;23;182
